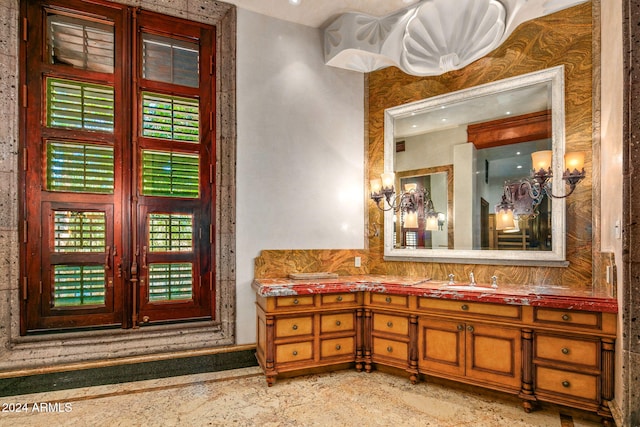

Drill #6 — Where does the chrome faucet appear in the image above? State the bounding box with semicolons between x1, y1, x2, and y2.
448;273;455;285
469;272;476;287
491;275;498;289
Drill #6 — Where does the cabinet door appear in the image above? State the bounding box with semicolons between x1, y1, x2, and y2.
465;322;521;389
418;317;465;377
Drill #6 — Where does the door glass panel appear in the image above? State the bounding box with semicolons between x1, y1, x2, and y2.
54;211;106;252
142;92;199;142
148;263;193;302
142;34;199;87
47;78;115;132
46;141;114;193
148;213;193;252
47;13;115;73
53;265;106;307
141;150;199;198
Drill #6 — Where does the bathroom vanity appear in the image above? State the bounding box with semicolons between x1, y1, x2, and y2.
253;275;617;423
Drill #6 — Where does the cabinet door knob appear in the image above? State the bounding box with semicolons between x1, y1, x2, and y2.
385;297;392;303
336;344;342;350
336;320;342;326
457;324;464;331
292;324;298;330
562;380;570;388
467;325;474;333
336;296;343;302
387;321;393;328
561;347;570;355
293;351;298;356
386;346;393;353
562;314;570;321
461;304;469;311
293;299;299;305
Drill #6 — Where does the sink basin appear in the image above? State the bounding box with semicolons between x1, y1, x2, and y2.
440;285;497;291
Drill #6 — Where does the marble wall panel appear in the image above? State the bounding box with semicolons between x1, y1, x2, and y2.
366;3;594;288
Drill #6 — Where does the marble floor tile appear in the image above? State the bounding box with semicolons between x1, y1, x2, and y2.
0;367;603;426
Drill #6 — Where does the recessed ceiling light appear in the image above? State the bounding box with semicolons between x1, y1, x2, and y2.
289;0;301;5
516;151;521;155
517;165;523;169
441;118;447;122
412;124;417;128
505;111;512;115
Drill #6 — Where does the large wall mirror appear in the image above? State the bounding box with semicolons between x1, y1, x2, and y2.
382;66;568;265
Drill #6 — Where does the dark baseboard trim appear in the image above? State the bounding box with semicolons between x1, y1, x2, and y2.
0;349;258;397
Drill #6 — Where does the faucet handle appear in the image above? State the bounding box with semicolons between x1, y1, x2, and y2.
491;275;498;289
448;273;455;285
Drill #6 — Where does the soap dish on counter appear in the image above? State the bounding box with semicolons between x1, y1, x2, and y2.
288;272;339;280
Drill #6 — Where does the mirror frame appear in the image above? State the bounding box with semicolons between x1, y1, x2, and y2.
383;66;568;266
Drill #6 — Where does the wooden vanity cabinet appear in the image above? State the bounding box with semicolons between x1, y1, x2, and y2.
528;307;616;420
416;300;522;393
255;288;616;423
255;293;362;386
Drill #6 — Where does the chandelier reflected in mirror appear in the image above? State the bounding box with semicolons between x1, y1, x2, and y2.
370;173;441;231
495;150;586;231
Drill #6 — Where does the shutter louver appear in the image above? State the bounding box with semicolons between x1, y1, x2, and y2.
148;263;193;302
47;141;114;193
142;150;199;198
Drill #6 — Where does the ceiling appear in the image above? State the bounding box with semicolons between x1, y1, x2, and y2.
221;0;419;28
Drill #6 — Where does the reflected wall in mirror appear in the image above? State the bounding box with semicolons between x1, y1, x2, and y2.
383;66;567;265
394;165;453;250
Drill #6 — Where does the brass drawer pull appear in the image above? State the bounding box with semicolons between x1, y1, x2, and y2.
467;325;474;333
336;320;342;326
457;324;464;331
293;299;299;305
387;321;393;328
385;297;392;303
562;314;570;321
336;295;343;302
293;351;298;356
562;380;570;388
336;344;342;350
461;304;469;311
292;325;298;330
562;347;570;355
386;346;393;353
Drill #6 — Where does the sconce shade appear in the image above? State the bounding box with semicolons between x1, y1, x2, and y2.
404;183;418;192
404;211;418;228
425;214;439;231
495;205;515;231
531;150;552;172
370;179;382;195
381;172;395;190
564;151;585;172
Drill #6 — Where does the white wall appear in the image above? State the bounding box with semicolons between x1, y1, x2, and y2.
235;10;365;344
601;0;624;416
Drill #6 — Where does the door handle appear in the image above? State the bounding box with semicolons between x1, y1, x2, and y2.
104;246;111;270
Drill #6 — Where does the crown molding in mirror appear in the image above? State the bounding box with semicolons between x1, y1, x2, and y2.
324;0;588;76
383;66;568;266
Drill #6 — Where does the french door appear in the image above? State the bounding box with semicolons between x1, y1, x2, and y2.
20;0;216;333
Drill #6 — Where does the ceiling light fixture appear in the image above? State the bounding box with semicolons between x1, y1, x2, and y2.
289;0;301;5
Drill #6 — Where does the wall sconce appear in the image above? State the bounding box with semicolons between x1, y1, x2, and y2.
495;150;586;230
370;172;441;230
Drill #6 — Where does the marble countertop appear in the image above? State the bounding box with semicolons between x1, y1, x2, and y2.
252;275;618;313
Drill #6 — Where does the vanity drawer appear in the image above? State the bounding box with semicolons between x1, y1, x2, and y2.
535;366;598;402
276;341;313;364
372;337;408;363
534;334;599;368
274;295;315;310
275;316;313;338
372;313;409;336
320;337;355;359
321;312;355;333
418;298;521;320
321;293;358;306
369;293;409;309
533;308;601;330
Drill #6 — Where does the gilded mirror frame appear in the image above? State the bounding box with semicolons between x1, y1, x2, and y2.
383;66;568;265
